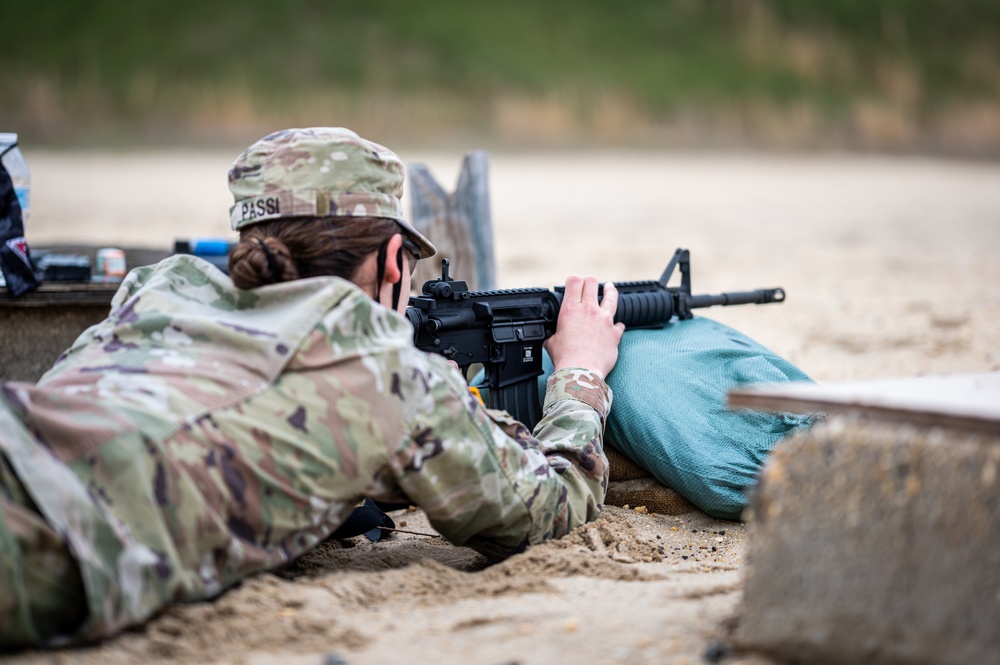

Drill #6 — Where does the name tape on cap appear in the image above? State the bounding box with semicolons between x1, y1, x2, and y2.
230;190;321;229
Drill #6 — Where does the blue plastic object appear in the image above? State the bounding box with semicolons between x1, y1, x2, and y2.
189;238;231;256
174;238;234;274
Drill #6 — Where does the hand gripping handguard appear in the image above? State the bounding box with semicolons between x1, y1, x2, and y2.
406;248;785;430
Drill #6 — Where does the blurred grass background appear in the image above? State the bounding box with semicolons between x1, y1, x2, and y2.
3;0;999;154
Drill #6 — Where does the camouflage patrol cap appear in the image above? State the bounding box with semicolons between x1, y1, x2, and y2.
227;127;436;258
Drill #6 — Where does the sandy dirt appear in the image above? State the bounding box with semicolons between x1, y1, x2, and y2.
8;149;1000;665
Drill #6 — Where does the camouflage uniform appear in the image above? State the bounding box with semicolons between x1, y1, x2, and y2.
0;255;611;647
0;127;613;647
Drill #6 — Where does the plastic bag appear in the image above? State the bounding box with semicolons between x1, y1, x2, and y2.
0;159;41;297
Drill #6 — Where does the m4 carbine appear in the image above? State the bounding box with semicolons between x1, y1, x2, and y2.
406;248;784;430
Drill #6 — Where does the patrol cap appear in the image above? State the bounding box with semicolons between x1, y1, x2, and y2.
227;127;436;258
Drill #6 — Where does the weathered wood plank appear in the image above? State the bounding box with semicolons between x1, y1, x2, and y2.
1;282;122;307
408;151;495;291
728;372;1000;434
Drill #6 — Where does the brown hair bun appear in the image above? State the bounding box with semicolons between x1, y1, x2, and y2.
229;233;299;289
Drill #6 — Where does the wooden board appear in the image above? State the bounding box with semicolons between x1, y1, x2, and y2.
408;152;495;292
0;282;122;307
728;372;1000;435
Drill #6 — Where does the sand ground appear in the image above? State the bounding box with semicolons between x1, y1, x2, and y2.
7;149;1000;664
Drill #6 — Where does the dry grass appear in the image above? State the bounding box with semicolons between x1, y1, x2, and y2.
7;75;1000;155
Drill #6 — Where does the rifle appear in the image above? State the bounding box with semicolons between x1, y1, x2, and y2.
406;248;785;430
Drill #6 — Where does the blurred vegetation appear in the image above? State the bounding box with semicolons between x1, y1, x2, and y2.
3;0;1000;153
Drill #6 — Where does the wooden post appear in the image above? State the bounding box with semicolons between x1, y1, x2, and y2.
408;151;495;291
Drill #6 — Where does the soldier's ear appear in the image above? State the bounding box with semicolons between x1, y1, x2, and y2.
382;233;404;285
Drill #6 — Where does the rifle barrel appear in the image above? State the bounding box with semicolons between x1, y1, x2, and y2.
686;288;785;309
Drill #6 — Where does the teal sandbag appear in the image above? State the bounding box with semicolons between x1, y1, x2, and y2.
535;316;814;520
605;317;813;520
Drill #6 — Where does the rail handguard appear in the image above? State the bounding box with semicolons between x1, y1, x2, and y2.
406;248;785;430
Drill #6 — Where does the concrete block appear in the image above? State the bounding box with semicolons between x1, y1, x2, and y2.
735;416;1000;665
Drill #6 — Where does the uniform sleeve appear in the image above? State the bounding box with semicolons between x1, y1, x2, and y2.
387;349;611;560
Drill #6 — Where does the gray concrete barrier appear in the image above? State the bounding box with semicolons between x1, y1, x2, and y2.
736;416;1000;665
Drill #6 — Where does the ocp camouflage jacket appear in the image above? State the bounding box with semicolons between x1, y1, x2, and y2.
0;255;611;643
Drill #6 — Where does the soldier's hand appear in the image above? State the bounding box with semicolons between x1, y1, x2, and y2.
545;276;625;379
